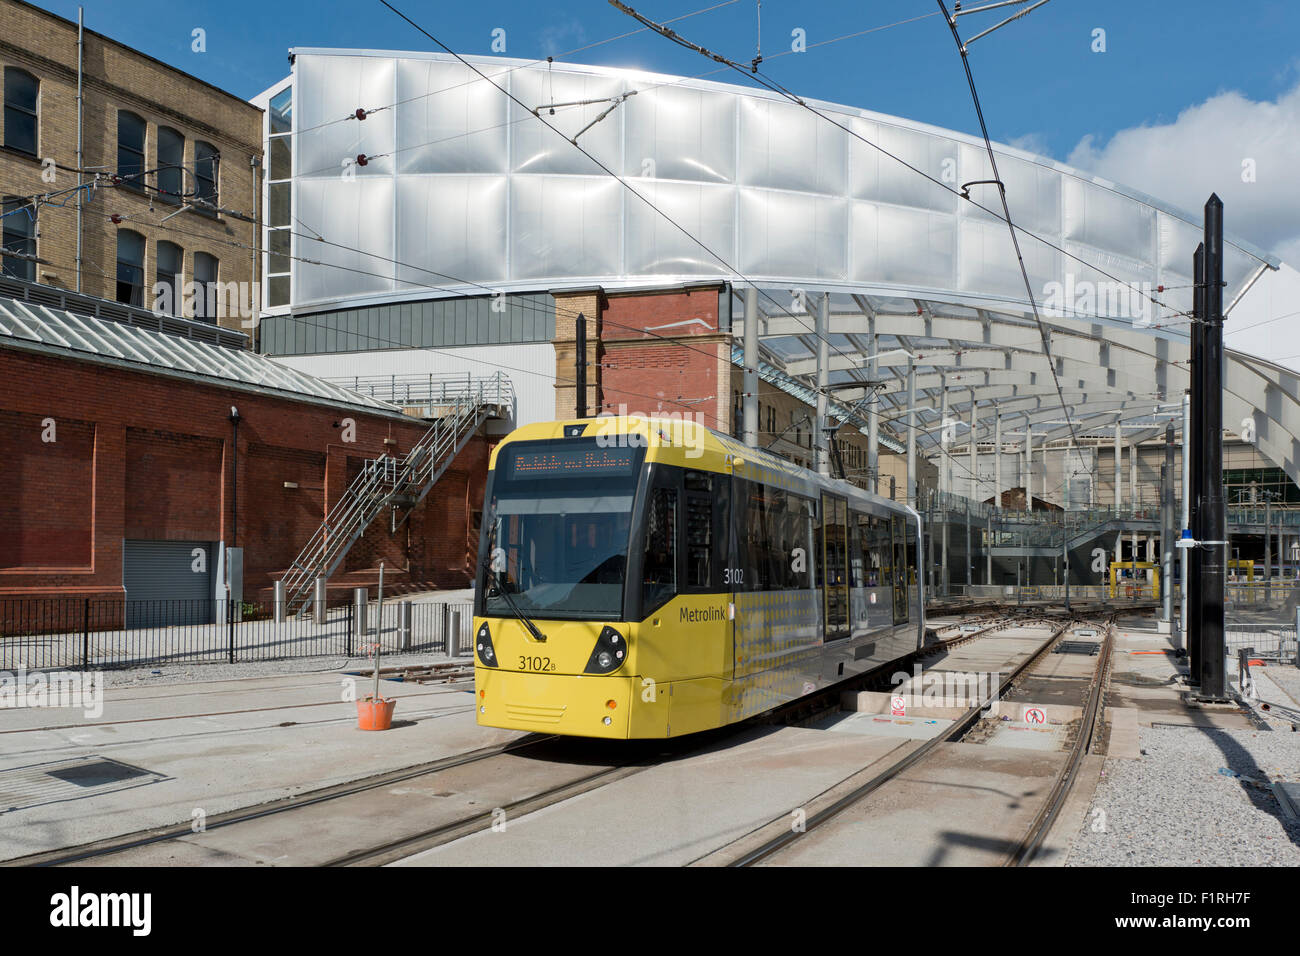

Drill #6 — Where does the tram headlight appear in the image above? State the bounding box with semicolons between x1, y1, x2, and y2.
584;626;627;675
476;622;497;667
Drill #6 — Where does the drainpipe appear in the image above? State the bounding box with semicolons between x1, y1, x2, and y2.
229;406;241;547
75;7;84;292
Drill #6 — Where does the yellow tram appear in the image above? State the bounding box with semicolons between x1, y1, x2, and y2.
472;416;924;739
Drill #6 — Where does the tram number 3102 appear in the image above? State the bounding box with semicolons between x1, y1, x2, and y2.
518;656;557;672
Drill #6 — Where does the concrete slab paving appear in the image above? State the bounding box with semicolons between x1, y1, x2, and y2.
63;738;631;867
0;671;519;861
391;726;917;867
812;711;954;740
986;722;1065;751
760;741;1063;866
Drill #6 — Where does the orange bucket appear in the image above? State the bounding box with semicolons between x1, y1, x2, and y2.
356;697;396;731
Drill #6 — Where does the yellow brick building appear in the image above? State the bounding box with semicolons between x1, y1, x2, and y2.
0;0;262;332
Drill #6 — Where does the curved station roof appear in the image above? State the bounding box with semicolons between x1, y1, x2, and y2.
275;49;1300;482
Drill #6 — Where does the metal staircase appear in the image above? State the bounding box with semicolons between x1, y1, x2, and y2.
279;387;493;617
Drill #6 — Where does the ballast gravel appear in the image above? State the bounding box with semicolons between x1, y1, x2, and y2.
1068;722;1300;866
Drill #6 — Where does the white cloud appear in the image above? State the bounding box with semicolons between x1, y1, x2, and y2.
538;20;587;57
1005;132;1051;156
1066;81;1300;264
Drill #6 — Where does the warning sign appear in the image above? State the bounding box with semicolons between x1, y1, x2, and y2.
1023;706;1047;725
891;695;906;717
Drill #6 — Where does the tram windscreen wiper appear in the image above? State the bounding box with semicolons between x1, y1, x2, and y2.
481;514;547;644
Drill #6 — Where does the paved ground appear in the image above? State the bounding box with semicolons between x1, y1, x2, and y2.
0;668;515;862
1065;623;1300;866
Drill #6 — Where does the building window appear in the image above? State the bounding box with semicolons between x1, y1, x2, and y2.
155;241;183;315
195;141;219;207
4;68;38;156
117;111;146;190
264;85;292;309
157;126;184;201
193;252;217;322
116;230;145;306
1;197;35;280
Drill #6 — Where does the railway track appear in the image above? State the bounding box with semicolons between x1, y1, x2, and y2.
10;605;1119;868
6;735;560;867
708;609;1117;867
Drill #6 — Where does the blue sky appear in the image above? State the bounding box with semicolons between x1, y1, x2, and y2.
31;0;1297;153
30;0;1300;255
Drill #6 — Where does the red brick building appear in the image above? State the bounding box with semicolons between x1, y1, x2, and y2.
0;290;492;605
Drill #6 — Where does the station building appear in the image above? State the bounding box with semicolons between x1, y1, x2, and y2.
5;31;1300;612
249;48;1300;589
0;280;491;607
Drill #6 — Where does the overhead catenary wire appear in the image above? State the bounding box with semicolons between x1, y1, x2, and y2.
10;166;889;442
935;0;1081;458
372;0;883;405
277;0;743;145
607;0;1212;333
7;35;1213;463
9;243;731;425
47;189;886;436
606;0;1213;466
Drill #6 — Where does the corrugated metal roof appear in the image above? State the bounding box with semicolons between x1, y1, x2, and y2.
0;296;404;416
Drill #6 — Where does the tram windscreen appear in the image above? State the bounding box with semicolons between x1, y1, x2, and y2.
482;439;643;620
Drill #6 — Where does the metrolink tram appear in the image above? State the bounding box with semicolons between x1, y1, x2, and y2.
472;416;924;739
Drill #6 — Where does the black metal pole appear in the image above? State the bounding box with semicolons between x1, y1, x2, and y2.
1162;424;1176;625
229;407;240;548
1200;195;1227;698
575;312;588;418
227;591;235;664
1187;244;1205;683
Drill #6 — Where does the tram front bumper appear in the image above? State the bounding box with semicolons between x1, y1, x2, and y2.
474;668;650;738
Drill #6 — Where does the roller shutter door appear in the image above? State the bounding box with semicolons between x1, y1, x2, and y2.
123;539;215;627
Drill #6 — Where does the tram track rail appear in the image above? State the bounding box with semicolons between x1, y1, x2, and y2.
323;762;647;866
11;603;1115;869
721;609;1115;867
1004;616;1116;866
5;734;559;867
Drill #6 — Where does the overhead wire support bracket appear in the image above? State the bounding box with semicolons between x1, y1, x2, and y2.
569;91;638;144
935;0;1079;462
953;0;1034;17
952;0;1051;51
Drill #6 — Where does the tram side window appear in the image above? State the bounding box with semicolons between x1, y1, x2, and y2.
864;515;890;591
905;516;919;596
822;496;848;592
892;515;910;624
849;511;866;588
813;499;823;590
643;487;678;610
736;481;814;592
684;470;713;590
742;482;777;591
791;495;815;589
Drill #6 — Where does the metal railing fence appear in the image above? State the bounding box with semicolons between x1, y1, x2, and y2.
0;598;473;671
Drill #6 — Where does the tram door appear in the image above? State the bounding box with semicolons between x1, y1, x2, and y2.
821;493;850;640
